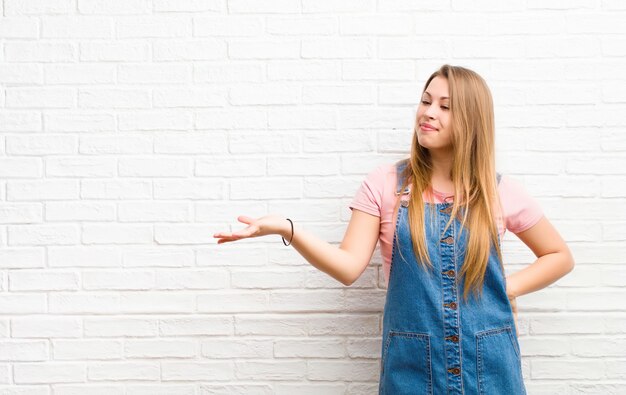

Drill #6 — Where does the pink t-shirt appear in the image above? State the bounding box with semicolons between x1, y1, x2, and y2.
349;163;544;286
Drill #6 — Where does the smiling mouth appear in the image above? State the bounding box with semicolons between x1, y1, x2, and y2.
420;125;438;132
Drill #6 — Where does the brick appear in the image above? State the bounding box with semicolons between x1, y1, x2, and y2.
118;202;190;222
0;341;48;361
236;361;306;380
194;62;264;83
155;269;229;289
155;225;235;244
48;247;121;268
4;0;73;15
124;340;196;358
532;359;603;379
200;339;273;359
266;16;336;35
9;270;79;291
159;316;233;336
0;64;42;84
6;88;75;109
87;362;159;381
4;42;75;62
8;225;79;246
49;293;120;314
194;109;266;129
268;156;338;176
229;178;301;199
230;84;300;105
0;248;44;269
340;15;413;35
229;39;300;59
123;248;194;268
302;37;372;59
268;60;339;81
14;363;85;384
82;224;153;244
0;203;42;224
162;362;234;381
197;291;269;313
153;40;226;61
79;134;153;155
154;179;224;200
303;85;374;105
12;316;81;338
118;157;192;177
276;384;344;395
78;0;152;15
121;292;194;313
81;179;151;200
116;16;192;38
126;385;193;395
154;0;222;12
79;88;151;108
57;380;120;392
83;270;154;290
307;360;378;381
46;157;116;177
231;269;306;289
228;0;300;13
6;135;76;156
45;202;115;222
274;338;344;358
84;318;158;337
0;112;41;132
118;64;190;84
80;41;150;62
41;17;112;38
302;0;375;13
118;110;193;131
53;340;123;360
45;112;115;133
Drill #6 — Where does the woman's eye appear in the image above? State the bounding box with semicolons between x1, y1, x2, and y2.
421;101;430;105
441;106;449;110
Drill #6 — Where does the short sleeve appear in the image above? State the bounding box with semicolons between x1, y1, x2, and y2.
499;175;544;234
349;164;389;217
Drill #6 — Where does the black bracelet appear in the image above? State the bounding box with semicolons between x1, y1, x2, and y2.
282;218;294;246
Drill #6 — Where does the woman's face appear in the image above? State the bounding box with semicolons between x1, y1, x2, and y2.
415;76;452;153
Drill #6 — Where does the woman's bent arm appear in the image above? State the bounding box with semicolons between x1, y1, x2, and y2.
214;209;381;286
506;216;575;298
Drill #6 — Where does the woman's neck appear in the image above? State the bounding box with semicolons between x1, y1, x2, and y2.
428;151;454;193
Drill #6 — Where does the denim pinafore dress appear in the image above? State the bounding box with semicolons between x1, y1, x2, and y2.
379;162;526;395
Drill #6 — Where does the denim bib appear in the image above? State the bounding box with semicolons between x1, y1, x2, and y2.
379;162;526;395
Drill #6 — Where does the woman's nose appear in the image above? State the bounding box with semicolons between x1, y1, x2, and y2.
424;106;437;119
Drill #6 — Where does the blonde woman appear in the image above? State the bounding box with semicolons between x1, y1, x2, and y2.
214;65;574;394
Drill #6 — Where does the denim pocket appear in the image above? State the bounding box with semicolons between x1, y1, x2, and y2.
380;331;432;395
476;326;526;395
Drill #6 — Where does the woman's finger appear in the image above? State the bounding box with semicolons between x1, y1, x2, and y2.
238;215;255;224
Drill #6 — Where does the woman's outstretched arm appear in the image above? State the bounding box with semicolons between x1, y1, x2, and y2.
213;209;381;286
505;216;575;298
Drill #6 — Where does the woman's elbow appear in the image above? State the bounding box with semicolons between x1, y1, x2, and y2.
563;246;575;273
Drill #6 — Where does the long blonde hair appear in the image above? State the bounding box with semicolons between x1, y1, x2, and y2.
397;64;504;302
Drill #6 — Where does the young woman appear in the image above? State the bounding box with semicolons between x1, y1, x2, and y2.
214;64;575;394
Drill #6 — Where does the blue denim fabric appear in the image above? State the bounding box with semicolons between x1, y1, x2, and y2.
379;162;526;395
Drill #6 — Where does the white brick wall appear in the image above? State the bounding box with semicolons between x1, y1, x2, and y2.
0;1;624;393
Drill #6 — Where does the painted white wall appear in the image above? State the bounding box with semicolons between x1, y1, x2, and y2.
0;0;624;393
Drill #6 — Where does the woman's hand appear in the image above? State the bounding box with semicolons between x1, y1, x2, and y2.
213;215;291;244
